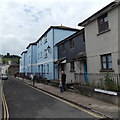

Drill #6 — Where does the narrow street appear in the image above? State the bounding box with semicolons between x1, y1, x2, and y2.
2;76;97;119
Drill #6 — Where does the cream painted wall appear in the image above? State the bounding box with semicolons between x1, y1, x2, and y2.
65;63;75;83
85;7;119;73
75;61;84;73
58;61;84;83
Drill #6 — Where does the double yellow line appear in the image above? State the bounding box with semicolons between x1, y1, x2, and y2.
1;80;9;120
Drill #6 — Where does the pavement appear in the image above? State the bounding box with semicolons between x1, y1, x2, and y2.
16;76;119;119
0;79;2;119
3;77;98;119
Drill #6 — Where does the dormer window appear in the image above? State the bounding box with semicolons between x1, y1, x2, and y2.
98;13;109;33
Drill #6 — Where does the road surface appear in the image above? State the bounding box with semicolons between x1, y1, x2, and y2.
3;76;98;119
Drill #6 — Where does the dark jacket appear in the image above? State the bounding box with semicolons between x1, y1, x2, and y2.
61;73;66;84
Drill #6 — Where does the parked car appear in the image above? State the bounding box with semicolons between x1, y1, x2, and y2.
1;74;8;80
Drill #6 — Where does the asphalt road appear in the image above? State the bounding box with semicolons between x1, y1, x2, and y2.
3;76;96;119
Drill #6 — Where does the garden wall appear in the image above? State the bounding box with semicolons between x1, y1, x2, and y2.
73;85;120;106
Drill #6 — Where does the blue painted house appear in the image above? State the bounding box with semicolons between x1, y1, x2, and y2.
26;42;37;75
35;26;79;80
19;50;27;75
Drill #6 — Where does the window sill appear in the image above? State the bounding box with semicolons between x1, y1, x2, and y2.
97;29;110;36
100;69;114;72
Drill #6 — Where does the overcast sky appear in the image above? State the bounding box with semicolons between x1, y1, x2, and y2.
0;0;114;56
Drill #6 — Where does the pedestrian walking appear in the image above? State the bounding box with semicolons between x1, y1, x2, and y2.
61;71;66;92
30;74;36;86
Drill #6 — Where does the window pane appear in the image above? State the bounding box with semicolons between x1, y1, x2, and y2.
61;64;64;71
44;65;45;73
44;50;47;58
104;17;108;22
70;62;75;71
108;55;112;61
102;63;107;69
108;62;112;69
40;52;42;58
104;22;109;30
98;13;109;33
102;56;106;62
100;18;103;23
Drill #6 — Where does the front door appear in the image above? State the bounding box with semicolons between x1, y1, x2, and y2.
61;64;65;71
83;60;88;82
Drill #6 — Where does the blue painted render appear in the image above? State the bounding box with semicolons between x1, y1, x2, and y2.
20;26;79;80
26;44;37;75
53;29;77;45
35;27;78;80
20;51;28;75
27;46;31;74
32;45;37;74
24;52;28;75
36;29;54;79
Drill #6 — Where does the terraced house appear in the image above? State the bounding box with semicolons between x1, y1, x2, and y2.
20;51;27;75
78;0;120;74
36;26;79;80
26;42;37;75
20;26;79;79
78;0;120;85
56;29;87;83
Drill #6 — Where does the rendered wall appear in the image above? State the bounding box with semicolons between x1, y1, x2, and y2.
85;7;119;73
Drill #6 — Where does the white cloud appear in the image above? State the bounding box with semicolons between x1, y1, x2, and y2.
0;0;114;55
